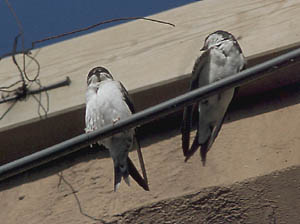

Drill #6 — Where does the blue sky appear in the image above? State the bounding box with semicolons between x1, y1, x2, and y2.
1;0;196;55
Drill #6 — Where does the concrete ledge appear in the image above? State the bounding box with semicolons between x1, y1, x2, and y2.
117;166;300;223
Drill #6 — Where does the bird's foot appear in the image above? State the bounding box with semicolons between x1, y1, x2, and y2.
112;117;120;125
85;129;96;148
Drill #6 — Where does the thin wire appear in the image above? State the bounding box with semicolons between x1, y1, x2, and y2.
30;17;175;49
1;1;28;111
0;13;175;123
0;16;175;60
4;0;27;80
24;52;41;82
0;80;23;92
1;1;49;121
0;49;41;93
4;0;28;81
57;172;107;224
0;100;17;120
31;79;49;119
11;34;25;84
31;92;48;119
4;0;24;35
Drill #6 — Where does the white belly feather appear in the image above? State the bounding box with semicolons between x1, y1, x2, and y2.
85;81;134;148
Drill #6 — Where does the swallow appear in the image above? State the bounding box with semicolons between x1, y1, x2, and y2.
85;66;149;191
182;30;246;165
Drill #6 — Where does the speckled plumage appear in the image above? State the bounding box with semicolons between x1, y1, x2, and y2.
182;31;246;165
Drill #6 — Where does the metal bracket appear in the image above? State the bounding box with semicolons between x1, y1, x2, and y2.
0;76;71;104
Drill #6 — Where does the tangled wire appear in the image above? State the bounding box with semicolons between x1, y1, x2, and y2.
0;0;175;121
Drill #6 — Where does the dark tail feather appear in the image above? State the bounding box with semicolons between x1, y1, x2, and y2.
181;105;195;156
200;137;211;166
127;157;149;191
114;166;123;192
184;132;200;162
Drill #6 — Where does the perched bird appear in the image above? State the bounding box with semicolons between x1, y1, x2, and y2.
85;66;149;191
181;30;246;165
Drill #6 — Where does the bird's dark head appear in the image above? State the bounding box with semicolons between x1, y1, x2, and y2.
87;66;114;85
200;30;236;51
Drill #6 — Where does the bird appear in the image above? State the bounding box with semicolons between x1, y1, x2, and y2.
85;66;149;191
181;30;246;165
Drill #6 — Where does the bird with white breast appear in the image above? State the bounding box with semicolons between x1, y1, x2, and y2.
182;30;246;165
85;66;149;192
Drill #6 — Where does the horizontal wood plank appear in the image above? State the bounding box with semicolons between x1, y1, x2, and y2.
1;0;300;130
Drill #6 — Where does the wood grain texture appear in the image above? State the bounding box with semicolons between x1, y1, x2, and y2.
1;0;300;130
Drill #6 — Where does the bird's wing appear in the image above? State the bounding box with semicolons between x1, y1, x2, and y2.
181;50;211;156
210;88;239;144
127;156;149;191
119;82;135;114
118;81;149;190
133;135;149;189
191;50;211;89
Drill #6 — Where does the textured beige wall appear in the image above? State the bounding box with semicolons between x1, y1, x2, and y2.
0;88;300;223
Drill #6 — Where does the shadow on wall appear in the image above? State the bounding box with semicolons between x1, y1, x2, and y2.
228;81;300;122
